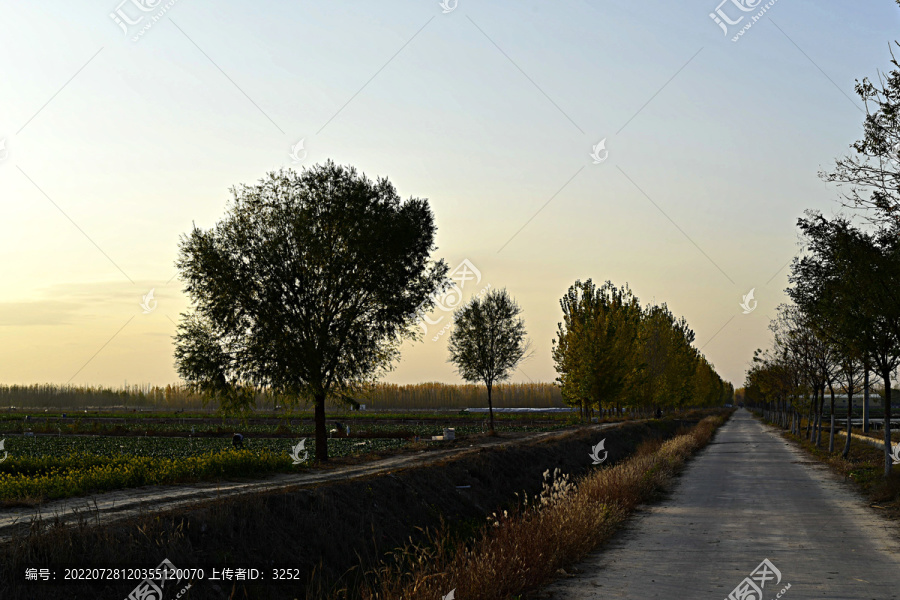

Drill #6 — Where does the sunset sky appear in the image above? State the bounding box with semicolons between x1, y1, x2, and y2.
1;0;898;389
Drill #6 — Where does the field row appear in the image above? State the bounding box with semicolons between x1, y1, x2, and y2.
0;435;405;503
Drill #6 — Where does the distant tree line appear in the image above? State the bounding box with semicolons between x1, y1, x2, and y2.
0;382;564;412
552;280;732;420
0;384;206;411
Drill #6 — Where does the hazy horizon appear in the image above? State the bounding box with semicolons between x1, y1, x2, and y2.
2;0;898;390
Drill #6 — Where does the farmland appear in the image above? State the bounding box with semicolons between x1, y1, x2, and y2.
0;411;572;503
0;383;580;504
0;412;730;600
0;435;403;503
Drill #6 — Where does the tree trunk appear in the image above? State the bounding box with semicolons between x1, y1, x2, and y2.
814;411;819;444
806;398;813;438
828;384;836;453
809;386;819;442
843;387;853;459
882;370;893;478
816;385;825;447
487;382;495;433
863;368;870;433
314;393;328;462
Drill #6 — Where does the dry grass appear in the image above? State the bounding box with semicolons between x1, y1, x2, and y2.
336;415;726;600
0;415;725;599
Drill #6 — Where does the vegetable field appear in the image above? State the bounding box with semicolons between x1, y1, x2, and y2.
0;435;404;503
0;415;570;503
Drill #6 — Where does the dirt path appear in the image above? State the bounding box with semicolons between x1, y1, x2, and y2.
537;410;900;599
0;424;620;545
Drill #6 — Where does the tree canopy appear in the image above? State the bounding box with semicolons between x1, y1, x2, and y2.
447;288;530;432
174;161;448;461
553;280;729;419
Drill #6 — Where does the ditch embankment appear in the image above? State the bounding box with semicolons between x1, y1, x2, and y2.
0;412;723;600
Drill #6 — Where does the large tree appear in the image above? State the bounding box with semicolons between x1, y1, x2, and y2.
174;162;448;461
447;288;530;433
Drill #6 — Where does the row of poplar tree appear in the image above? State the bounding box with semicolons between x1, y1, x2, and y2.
552;280;733;420
744;35;900;477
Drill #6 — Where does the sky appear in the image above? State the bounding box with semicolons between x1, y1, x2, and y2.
0;0;898;390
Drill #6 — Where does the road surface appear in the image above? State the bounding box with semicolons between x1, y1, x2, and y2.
538;409;900;599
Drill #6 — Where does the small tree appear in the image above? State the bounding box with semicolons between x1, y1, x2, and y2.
174;162;448;461
447;289;530;432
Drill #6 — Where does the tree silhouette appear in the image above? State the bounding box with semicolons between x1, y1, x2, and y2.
447;289;530;433
174;161;448;461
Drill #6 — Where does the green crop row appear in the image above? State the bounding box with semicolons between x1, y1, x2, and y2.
0;436;405;502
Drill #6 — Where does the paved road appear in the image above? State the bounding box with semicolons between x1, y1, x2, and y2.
0;424;622;545
539;410;900;599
